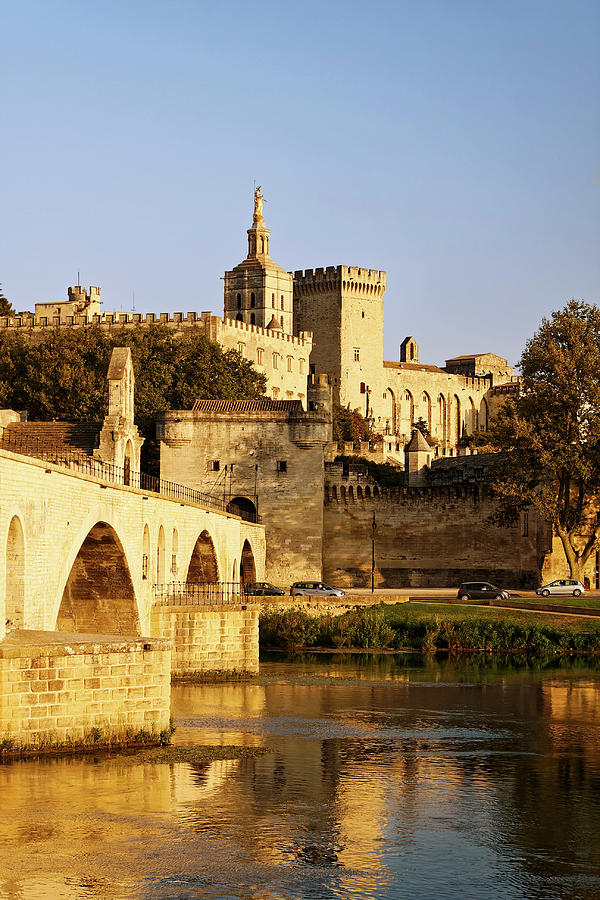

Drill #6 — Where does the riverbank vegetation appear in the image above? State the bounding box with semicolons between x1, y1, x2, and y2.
259;603;600;655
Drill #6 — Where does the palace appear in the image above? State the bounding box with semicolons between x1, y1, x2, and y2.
1;189;517;459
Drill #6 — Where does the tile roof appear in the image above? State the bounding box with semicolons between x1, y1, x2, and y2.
191;399;303;413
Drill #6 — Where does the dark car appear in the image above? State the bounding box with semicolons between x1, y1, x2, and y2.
244;582;285;596
457;582;510;601
290;581;345;597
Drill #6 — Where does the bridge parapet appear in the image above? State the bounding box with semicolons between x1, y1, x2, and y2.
0;424;260;523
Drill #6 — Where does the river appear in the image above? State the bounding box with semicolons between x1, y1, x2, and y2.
1;652;600;900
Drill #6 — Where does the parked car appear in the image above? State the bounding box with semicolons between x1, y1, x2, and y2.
536;579;584;598
244;582;285;596
457;582;510;601
290;581;346;597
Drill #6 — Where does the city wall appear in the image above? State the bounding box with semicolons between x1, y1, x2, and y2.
323;485;549;589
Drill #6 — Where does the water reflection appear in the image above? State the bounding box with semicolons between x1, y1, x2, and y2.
0;654;599;899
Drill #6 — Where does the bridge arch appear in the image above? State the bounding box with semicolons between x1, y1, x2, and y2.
186;530;220;583
240;539;256;587
6;515;25;629
57;521;139;635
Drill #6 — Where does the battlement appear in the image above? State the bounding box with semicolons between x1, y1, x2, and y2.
293;265;386;294
221;316;312;347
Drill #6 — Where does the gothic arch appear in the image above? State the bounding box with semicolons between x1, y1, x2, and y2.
384;387;397;434
480;398;488;431
6;515;25;629
57;522;139;635
186;530;219;584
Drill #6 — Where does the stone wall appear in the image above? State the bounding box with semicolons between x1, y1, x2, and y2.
323;486;550;589
0;631;171;750
151;603;259;675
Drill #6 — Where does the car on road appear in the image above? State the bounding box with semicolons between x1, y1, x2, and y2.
290;581;346;597
457;582;510;601
536;579;585;598
244;582;285;596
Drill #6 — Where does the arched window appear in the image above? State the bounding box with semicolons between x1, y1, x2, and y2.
236;313;243;321
332;484;337;500
250;313;255;325
250;292;256;308
236;293;242;309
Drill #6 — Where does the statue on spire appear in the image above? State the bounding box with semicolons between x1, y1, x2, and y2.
253;185;266;225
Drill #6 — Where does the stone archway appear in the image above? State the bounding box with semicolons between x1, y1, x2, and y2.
6;515;25;629
240;539;256;587
227;496;258;521
186;531;219;583
57;522;139;635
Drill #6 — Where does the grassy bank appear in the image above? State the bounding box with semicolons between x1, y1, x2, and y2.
259;603;600;655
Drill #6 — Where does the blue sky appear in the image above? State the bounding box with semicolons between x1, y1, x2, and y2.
2;0;598;367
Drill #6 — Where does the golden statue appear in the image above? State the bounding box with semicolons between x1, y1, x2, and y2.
253;185;265;223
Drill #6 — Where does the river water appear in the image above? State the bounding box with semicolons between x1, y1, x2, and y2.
1;652;600;900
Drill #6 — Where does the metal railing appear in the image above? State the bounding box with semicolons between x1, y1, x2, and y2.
0;425;261;523
154;582;253;605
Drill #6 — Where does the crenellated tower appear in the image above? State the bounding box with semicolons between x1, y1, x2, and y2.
224;187;294;334
293;265;386;420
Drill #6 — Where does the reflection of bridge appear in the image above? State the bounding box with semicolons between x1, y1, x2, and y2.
1;444;265;642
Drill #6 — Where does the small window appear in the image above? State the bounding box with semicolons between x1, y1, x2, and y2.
362;311;365;318
236;293;242;309
280;316;284;328
287;356;293;372
250;292;256;308
171;554;177;576
281;296;284;309
299;358;305;374
272;387;280;399
354;348;360;362
250;313;255;325
211;460;220;471
277;460;287;473
238;342;245;356
272;293;275;308
272;353;279;369
236;313;243;322
257;348;264;365
142;554;149;580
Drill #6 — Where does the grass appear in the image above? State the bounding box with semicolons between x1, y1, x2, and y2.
259;603;600;655
398;602;600;629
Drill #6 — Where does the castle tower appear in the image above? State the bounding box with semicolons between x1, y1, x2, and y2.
224;188;294;334
293;266;386;420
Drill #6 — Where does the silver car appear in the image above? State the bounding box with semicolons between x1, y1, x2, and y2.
290;581;345;597
536;579;584;598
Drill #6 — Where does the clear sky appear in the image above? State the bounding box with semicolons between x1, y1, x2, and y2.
2;0;598;367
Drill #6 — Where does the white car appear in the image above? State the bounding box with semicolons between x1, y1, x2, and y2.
536;579;585;598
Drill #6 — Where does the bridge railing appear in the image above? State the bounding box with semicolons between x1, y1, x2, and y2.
153;582;253;605
0;425;261;523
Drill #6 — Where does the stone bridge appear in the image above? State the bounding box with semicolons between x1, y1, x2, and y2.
0;445;266;643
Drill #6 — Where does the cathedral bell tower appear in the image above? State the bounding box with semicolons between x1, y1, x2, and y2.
224;188;294;334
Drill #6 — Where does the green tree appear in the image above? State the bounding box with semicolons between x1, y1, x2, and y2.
1;324;267;466
332;403;371;445
0;285;15;317
488;300;600;579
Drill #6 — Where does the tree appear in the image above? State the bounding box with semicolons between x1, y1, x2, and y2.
332;403;372;445
488;300;600;579
0;285;15;317
1;324;267;472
